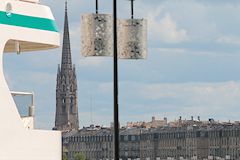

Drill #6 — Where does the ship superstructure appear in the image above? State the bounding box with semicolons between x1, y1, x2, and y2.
0;0;61;159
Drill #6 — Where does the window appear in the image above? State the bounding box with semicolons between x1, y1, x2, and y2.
131;135;136;141
62;104;66;113
70;97;74;113
62;98;66;104
71;97;74;104
62;85;66;92
62;76;66;84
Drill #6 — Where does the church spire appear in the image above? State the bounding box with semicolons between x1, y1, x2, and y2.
65;0;67;12
61;1;72;72
54;1;79;132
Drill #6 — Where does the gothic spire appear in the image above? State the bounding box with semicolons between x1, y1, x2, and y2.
61;0;72;72
54;1;79;132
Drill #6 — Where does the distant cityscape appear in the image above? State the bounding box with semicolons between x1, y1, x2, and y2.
62;116;240;160
53;3;240;160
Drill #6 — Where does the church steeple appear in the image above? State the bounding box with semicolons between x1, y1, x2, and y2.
61;1;72;72
54;1;79;132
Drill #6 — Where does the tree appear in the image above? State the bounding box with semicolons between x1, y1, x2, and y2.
62;153;68;160
74;153;86;160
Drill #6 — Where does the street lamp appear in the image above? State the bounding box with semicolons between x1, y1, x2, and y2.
118;0;147;59
81;0;113;57
81;0;147;159
113;1;119;159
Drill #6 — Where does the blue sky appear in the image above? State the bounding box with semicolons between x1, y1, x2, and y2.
4;0;240;129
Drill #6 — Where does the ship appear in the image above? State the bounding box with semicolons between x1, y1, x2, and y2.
0;0;61;159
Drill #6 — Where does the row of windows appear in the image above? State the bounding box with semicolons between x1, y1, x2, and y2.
65;135;113;142
65;131;240;145
66;141;240;159
68;151;113;159
60;84;75;92
141;129;240;140
62;104;75;114
65;135;142;143
62;97;74;104
69;142;112;151
208;130;240;138
120;135;140;141
61;97;75;114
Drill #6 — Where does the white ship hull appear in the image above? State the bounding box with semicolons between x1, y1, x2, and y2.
0;0;61;159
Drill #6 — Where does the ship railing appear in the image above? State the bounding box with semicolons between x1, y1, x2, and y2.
11;91;35;129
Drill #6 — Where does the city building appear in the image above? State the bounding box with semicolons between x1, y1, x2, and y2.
63;126;144;160
63;118;240;160
127;116;168;129
53;2;79;132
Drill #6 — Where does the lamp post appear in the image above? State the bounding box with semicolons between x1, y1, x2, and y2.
113;1;119;159
81;0;147;159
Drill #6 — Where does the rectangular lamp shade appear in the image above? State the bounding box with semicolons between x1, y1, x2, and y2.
81;13;113;57
80;14;147;60
118;19;147;59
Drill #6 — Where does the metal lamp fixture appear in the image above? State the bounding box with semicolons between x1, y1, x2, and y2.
80;0;148;159
118;0;147;59
81;0;113;57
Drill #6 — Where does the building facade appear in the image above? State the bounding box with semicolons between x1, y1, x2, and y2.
63;121;240;160
63;127;142;160
54;2;79;132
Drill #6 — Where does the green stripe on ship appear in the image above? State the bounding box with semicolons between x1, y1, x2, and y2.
0;11;58;32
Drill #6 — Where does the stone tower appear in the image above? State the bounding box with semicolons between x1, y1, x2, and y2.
54;2;79;131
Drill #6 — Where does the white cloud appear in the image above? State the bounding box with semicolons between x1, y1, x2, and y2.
99;82;112;94
69;22;81;52
116;81;240;122
156;48;186;54
17;71;55;86
147;7;188;43
79;111;112;127
78;57;106;67
216;35;240;45
152;47;239;57
137;81;240;103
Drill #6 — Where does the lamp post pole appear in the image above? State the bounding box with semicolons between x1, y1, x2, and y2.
113;0;119;159
130;0;134;19
81;0;146;159
96;0;98;14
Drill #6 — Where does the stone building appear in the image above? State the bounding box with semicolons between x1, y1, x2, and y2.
120;128;142;159
140;123;240;160
127;116;168;129
63;120;240;160
208;125;240;159
63;126;144;160
63;127;114;160
53;2;79;132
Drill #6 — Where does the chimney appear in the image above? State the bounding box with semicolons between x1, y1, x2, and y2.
164;117;167;125
198;116;200;121
152;116;156;122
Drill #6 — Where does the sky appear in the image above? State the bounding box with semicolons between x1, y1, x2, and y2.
4;0;240;129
